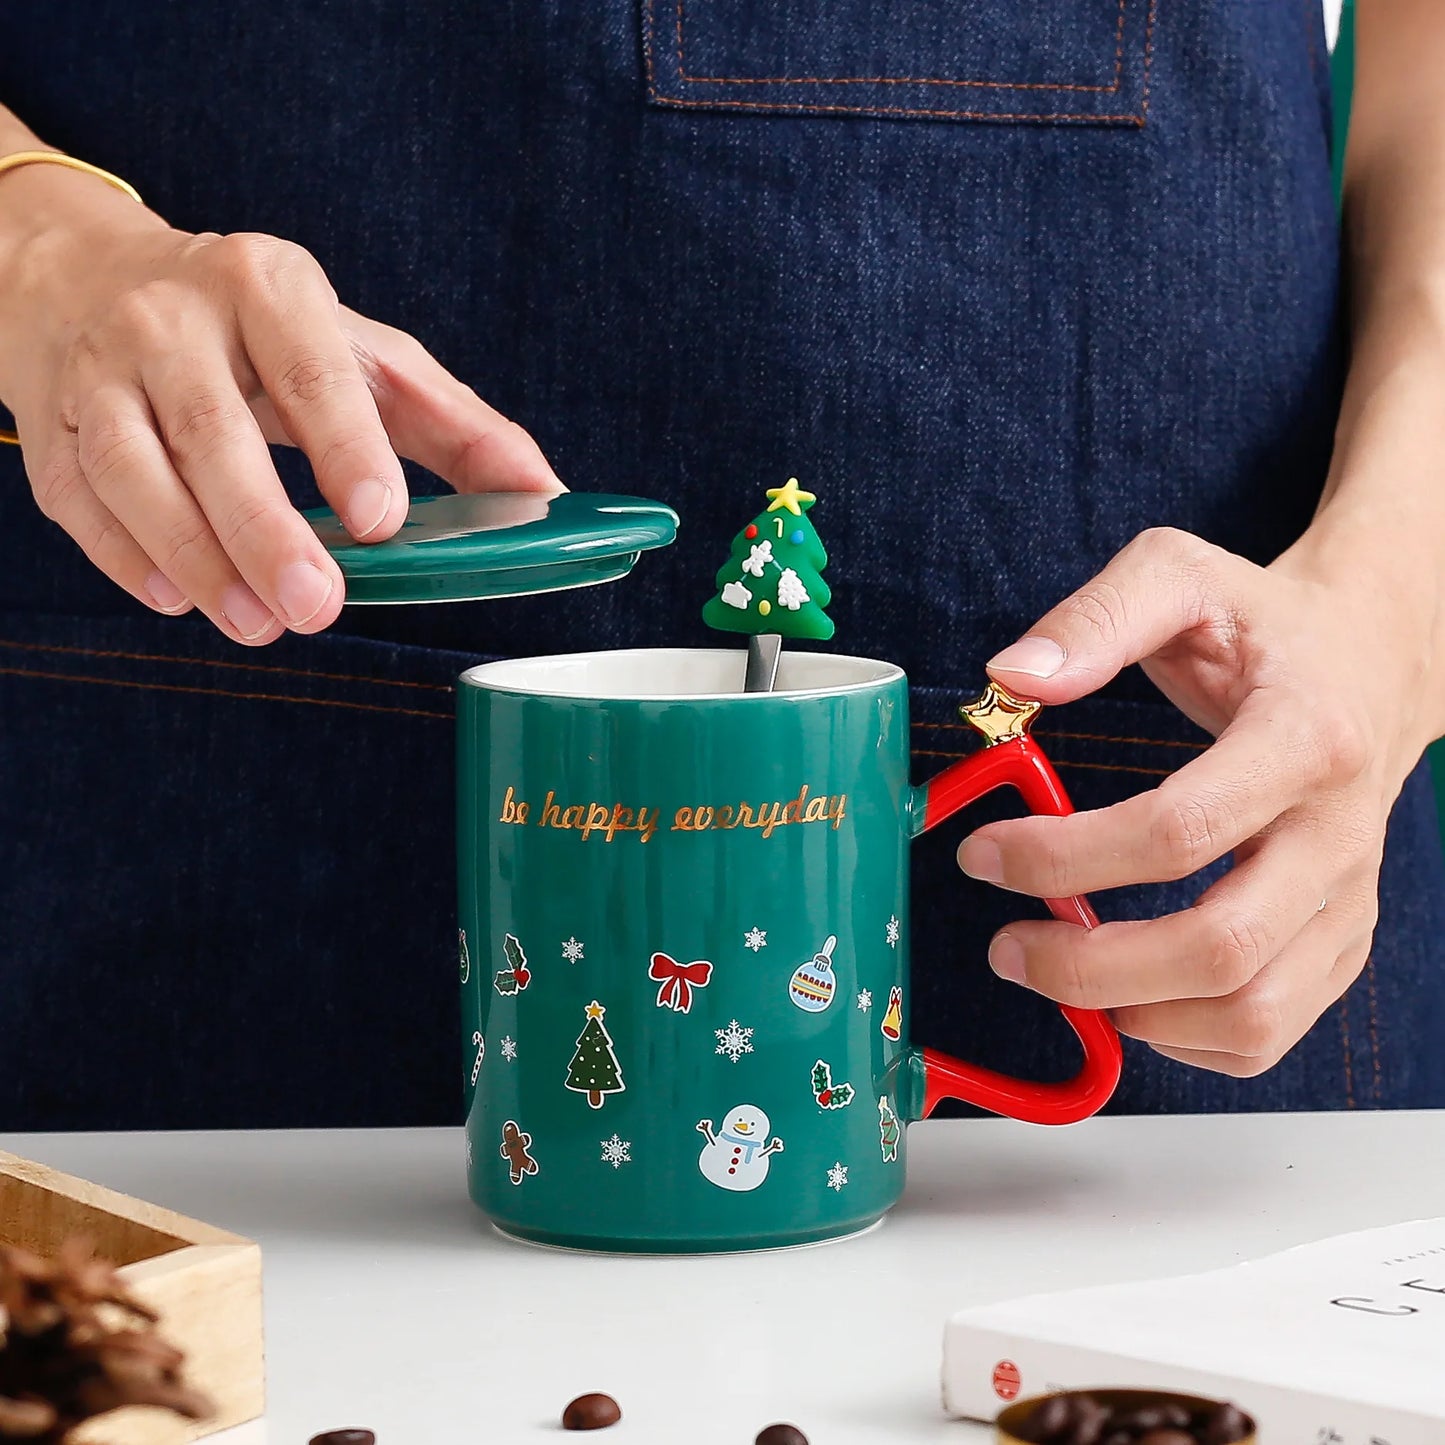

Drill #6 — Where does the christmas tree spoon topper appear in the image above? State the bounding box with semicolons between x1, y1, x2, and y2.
702;478;834;691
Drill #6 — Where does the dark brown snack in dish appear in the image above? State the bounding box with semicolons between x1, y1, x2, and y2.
755;1425;810;1445
1198;1403;1253;1444
999;1390;1255;1445
308;1432;376;1445
562;1392;622;1430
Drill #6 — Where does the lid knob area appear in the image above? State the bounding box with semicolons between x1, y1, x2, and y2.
305;491;678;605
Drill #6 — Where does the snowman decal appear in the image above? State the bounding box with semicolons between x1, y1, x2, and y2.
696;1105;785;1192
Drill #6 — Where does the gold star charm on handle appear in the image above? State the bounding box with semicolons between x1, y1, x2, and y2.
764;476;816;516
959;680;1043;746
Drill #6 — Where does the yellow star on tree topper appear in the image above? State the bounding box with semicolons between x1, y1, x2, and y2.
958;681;1043;746
585;1000;606;1020
765;477;816;516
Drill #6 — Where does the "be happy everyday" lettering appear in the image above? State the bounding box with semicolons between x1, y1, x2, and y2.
498;784;846;843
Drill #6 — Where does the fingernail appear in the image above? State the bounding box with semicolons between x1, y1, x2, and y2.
989;933;1027;986
143;570;189;614
276;561;335;628
958;836;1003;884
219;583;277;641
988;636;1066;679
347;477;394;539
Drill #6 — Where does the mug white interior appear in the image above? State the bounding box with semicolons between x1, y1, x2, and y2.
461;648;902;700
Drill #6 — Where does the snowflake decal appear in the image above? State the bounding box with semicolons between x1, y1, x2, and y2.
744;926;768;952
776;567;810;612
715;1019;755;1064
562;936;585;963
466;1136;473;1169
856;989;873;1013
885;915;901;948
600;1134;632;1169
826;1162;849;1192
500;1035;517;1062
741;540;774;578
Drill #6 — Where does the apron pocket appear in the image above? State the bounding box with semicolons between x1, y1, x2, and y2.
643;0;1158;125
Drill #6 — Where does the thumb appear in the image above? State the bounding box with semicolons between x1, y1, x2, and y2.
986;528;1225;704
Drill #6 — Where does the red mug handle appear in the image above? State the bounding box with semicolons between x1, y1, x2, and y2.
910;681;1122;1125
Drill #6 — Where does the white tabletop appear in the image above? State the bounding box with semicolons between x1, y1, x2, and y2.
4;1112;1443;1445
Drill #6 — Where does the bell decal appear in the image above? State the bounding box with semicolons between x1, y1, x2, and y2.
880;985;903;1042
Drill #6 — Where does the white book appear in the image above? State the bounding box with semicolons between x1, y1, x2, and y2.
941;1216;1445;1445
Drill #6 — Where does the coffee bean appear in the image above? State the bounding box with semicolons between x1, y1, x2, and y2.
1199;1403;1253;1444
1011;1394;1073;1442
755;1425;809;1445
1137;1431;1197;1445
1065;1395;1113;1445
1100;1433;1133;1445
562;1393;622;1431
1115;1404;1192;1432
308;1433;375;1445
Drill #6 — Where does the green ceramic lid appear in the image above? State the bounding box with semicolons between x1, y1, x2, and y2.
305;491;678;604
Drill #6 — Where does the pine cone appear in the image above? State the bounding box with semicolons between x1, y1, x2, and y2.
0;1239;213;1443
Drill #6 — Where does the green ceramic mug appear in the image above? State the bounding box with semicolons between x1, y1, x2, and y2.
458;649;1122;1253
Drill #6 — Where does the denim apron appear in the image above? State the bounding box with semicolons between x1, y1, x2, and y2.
4;2;1443;1127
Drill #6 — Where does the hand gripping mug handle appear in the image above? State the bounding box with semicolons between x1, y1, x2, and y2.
910;681;1123;1125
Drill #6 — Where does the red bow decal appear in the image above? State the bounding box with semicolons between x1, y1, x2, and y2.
649;952;713;1013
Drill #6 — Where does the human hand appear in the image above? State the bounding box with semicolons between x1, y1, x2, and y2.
956;526;1436;1076
0;200;558;644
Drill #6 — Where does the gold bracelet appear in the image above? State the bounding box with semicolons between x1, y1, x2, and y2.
0;150;144;446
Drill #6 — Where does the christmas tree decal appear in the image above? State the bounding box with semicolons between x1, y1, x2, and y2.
565;1000;625;1109
702;478;834;641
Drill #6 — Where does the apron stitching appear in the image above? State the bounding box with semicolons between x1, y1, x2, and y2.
671;0;1129;94
913;721;1207;751
0;637;455;693
1141;0;1158;119
0;665;452;720
643;0;658;95
1303;0;1321;80
1365;956;1382;1103
1339;987;1357;1108
648;92;1145;126
912;746;1173;778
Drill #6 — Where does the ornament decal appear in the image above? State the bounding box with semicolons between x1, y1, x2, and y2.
499;1120;538;1185
562;936;585;964
880;986;904;1042
458;928;470;984
564;1000;626;1109
715;1018;755;1064
600;1133;632;1169
744;926;768;953
789;934;839;1013
470;1030;485;1086
493;932;532;996
649;951;713;1013
696;1105;784;1192
810;1059;855;1110
826;1161;849;1192
879;1096;901;1162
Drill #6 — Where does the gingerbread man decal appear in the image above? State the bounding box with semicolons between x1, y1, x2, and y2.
499;1119;539;1185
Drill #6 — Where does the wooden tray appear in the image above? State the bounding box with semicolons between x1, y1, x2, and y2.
0;1150;264;1443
